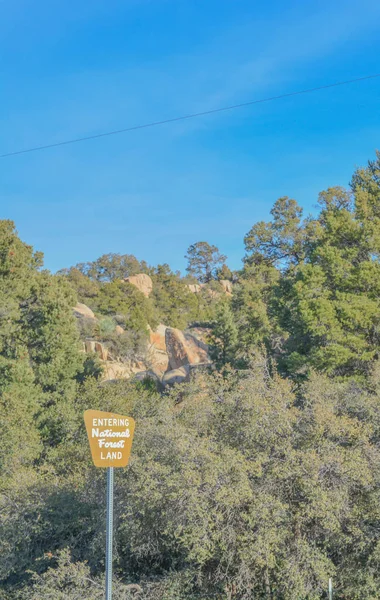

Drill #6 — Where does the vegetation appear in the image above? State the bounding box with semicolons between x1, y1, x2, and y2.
1;152;380;598
150;264;199;329
239;154;380;379
209;301;238;368
185;241;227;283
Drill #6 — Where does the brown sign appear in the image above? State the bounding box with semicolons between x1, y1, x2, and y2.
84;410;135;468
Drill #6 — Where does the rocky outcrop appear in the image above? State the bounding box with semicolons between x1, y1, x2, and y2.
187;283;201;293
188;326;212;345
146;345;170;374
133;369;164;391
102;361;133;380
146;324;169;373
74;303;212;387
102;358;148;381
125;273;153;297
94;342;108;361
85;340;109;361
220;279;233;295
162;364;211;388
98;326;210;383
165;327;210;370
73;302;96;320
162;366;190;387
149;323;167;352
187;281;233;296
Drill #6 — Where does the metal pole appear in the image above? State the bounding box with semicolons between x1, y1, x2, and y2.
329;577;333;600
105;467;114;600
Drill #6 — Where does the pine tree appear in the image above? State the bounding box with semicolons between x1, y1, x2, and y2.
185;241;227;283
242;159;380;378
209;301;238;367
0;221;87;456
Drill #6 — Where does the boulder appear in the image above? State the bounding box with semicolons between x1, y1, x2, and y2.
187;283;201;293
220;279;233;295
205;287;219;298
161;363;212;388
133;369;164;391
102;357;160;381
94;341;108;361
183;332;210;362
188;326;212;345
73;302;96;320
85;340;108;361
102;361;133;381
127;358;147;373
146;346;169;374
146;324;169;373
165;327;210;370
149;323;167;352
85;340;96;353
125;273;153;297
162;366;190;387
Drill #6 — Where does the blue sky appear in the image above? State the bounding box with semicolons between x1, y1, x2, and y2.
1;0;380;274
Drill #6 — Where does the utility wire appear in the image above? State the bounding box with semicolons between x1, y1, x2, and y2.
1;73;379;158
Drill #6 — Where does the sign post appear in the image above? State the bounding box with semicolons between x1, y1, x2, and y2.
329;577;333;600
84;410;135;600
105;466;114;600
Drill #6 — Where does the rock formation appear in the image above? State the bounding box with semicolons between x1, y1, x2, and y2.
73;302;96;320
84;340;109;361
146;344;170;374
219;279;233;295
133;369;164;391
149;323;167;352
73;302;211;387
125;273;153;297
187;281;233;296
187;283;201;293
162;365;190;387
102;361;134;380
165;327;210;370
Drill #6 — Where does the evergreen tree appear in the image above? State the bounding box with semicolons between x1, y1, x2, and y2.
185;241;227;283
244;196;305;269
0;221;86;456
75;253;148;282
96;279;158;332
242;158;380;378
0;355;41;477
0;222;43;478
216;263;234;281
232;262;280;362
59;267;99;303
209;301;238;367
277;183;380;377
151;264;198;329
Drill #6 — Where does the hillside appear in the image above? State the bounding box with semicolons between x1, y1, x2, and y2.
1;151;380;599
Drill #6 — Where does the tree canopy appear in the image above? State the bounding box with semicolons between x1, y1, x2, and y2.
185;241;227;283
238;154;380;379
74;253;149;282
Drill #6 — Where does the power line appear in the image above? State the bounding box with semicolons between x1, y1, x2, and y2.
1;72;379;159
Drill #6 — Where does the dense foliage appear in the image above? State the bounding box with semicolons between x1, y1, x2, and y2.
2;152;380;599
236;152;380;380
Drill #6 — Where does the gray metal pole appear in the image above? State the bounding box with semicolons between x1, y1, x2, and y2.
105;467;114;600
328;577;333;600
